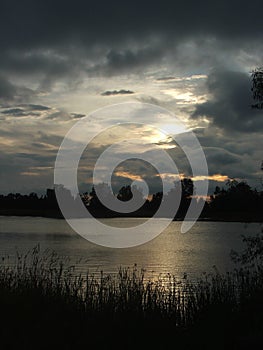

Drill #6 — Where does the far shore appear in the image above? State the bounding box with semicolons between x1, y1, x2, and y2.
0;209;262;223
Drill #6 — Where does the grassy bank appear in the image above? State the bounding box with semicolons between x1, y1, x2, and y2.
0;246;263;349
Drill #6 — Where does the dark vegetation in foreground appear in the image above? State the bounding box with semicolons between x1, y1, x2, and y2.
1;235;263;350
1;178;263;221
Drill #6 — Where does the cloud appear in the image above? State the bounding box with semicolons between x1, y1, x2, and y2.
1;108;40;117
2;108;26;116
1;0;263;195
156;75;207;82
22;104;51;111
0;104;51;117
205;146;241;164
70;113;86;119
0;76;17;100
191;68;263;132
1;1;262;50
0;76;35;103
0;0;262;86
101;89;134;96
157;172;229;183
0;151;55;194
20;171;40;176
90;47;165;76
193;126;263;188
114;171;144;182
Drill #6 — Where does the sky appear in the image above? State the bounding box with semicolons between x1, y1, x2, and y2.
1;0;263;195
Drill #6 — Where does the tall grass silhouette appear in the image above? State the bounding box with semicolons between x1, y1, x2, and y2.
0;245;263;349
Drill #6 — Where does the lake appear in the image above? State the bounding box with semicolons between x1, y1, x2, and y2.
0;216;261;280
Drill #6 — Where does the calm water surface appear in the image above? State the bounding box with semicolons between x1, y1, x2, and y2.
0;216;261;279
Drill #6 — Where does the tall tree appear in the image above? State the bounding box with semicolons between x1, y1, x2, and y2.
251;67;263;109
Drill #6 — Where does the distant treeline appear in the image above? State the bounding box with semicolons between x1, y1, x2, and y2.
0;179;262;221
208;180;263;221
0;189;62;218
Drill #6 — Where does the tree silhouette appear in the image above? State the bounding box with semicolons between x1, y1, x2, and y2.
117;185;133;202
181;178;194;198
209;179;262;220
251;67;263;109
0;179;262;220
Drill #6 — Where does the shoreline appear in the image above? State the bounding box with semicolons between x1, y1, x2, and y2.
0;210;262;223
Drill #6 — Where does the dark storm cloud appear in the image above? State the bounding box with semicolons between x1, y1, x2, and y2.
0;152;55;194
2;108;25;115
193;127;263;187
1;108;40;117
0;76;35;102
195;127;244;155
0;76;16;100
0;0;262;81
0;104;51;117
1;0;262;49
101;89;134;96
191;68;263;132
0;50;73;76
204;147;241;166
90;47;166;76
204;148;253;180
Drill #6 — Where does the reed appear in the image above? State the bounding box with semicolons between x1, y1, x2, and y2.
0;246;263;349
